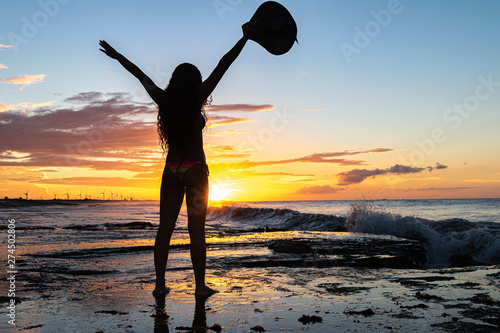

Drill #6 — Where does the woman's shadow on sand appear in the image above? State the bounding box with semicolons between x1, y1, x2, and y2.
153;294;214;332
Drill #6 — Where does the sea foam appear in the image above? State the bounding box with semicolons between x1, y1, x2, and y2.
208;202;500;268
345;201;500;268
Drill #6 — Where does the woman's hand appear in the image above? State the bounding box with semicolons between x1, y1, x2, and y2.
99;40;120;59
242;22;257;39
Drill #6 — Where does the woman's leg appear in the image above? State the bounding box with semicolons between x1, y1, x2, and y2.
153;165;184;295
183;164;216;295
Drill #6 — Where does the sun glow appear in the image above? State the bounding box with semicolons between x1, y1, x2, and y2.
209;184;233;201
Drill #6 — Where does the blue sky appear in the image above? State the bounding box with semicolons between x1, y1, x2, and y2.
1;1;500;200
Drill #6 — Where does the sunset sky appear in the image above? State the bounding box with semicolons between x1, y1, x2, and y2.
1;0;500;201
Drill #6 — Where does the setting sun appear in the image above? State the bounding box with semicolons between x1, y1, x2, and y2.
209;184;234;202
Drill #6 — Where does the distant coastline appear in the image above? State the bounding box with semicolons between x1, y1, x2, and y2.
0;198;137;208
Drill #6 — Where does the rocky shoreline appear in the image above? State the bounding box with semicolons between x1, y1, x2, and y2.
2;230;498;332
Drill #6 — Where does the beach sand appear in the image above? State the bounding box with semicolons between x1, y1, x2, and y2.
2;230;500;332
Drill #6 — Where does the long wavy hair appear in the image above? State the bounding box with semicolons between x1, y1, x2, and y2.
157;63;209;153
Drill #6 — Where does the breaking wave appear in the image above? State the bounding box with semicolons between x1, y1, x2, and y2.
345;202;500;267
207;203;500;267
207;206;346;231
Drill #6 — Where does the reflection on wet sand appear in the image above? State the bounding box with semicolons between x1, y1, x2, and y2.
153;293;221;333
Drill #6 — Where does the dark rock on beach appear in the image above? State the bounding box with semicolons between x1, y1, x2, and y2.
470;293;500;306
298;314;323;324
268;240;313;254
318;283;370;295
95;310;129;315
415;291;446;302
343;308;375;317
233;233;428;269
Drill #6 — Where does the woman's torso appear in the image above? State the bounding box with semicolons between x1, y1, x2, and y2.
156;87;207;164
165;127;206;164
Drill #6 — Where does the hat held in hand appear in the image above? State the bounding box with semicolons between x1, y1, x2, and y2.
247;1;298;55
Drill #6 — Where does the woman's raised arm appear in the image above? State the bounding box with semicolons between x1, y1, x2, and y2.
197;23;254;102
99;40;164;104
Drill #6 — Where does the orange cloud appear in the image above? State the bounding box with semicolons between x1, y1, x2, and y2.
209;145;237;152
207;115;253;127
1;74;46;90
0;100;55;113
368;148;395;154
223;129;252;134
32;101;56;108
463;178;500;184
0;92;160;173
206;104;274;113
209;149;394;171
205;144;252;159
247;171;314;177
295;185;339;194
0;63;7;69
0;104;13;112
204;104;273;128
244;149;394;168
404;186;477;192
0;44;13;49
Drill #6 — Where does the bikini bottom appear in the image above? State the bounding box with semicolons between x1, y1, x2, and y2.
166;161;209;182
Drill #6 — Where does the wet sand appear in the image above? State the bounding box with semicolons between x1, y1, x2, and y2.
2;231;500;332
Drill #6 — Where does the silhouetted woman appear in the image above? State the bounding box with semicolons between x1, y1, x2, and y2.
100;23;253;296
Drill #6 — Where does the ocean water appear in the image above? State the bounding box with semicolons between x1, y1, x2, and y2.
3;198;499;268
209;199;500;268
236;198;500;222
2;198;500;332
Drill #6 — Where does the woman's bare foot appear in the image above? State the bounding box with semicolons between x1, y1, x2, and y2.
152;286;171;297
194;285;218;296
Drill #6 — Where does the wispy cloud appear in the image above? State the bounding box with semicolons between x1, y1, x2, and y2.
405;186;477;192
207;115;253;127
251;149;394;166
212;148;394;169
426;162;447;172
206;104;274;112
463;178;500;184
208;129;252;137
249;171;314;177
206;144;252;159
0;44;13;49
367;148;395;154
337;163;448;186
0;63;7;69
0;104;14;113
204;104;274;128
0;100;56;113
304;108;324;112
1;74;47;91
222;129;252;135
295;185;339;194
